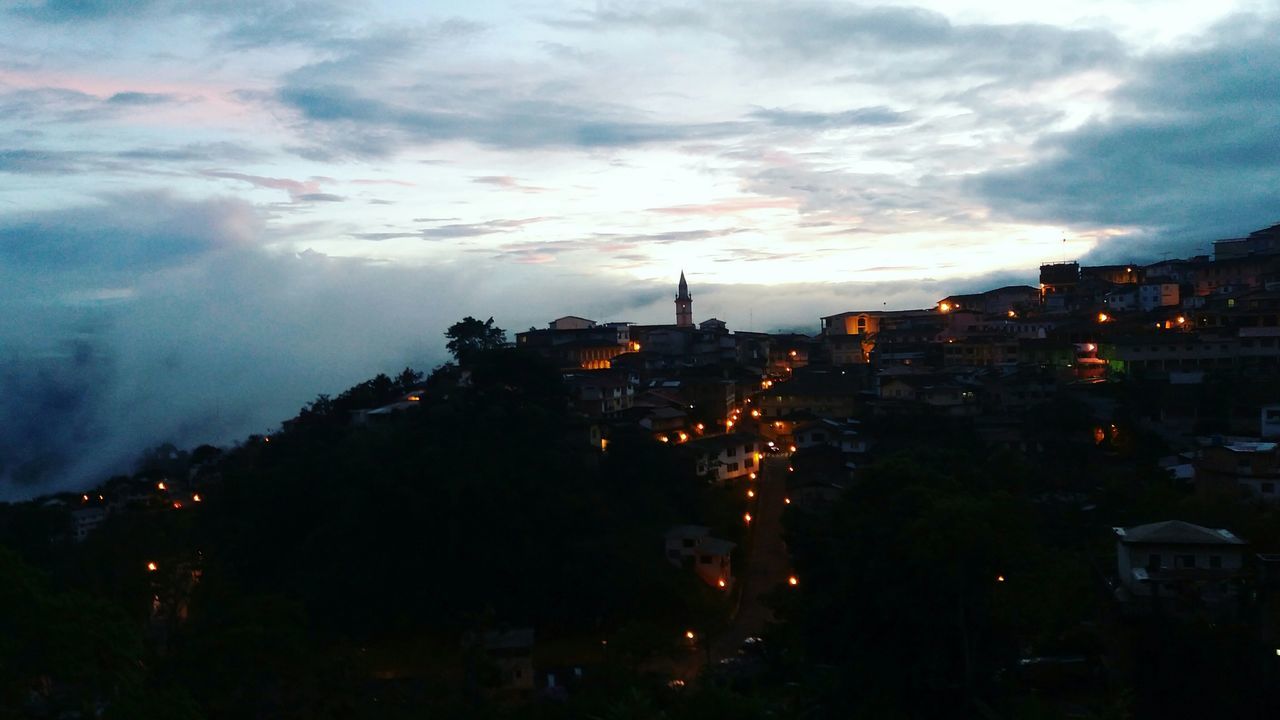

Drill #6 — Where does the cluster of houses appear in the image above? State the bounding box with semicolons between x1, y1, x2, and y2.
501;222;1280;614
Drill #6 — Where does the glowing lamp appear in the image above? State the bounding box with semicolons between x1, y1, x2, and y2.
788;576;798;586
157;482;166;491
717;578;726;588
146;562;158;572
685;630;695;640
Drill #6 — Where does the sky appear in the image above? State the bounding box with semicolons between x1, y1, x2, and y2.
2;0;1279;496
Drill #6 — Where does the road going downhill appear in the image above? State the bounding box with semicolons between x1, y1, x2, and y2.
710;454;791;663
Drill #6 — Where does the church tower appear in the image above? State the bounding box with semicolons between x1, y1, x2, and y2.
675;271;693;327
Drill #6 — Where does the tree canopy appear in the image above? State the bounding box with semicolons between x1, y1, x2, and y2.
445;316;507;363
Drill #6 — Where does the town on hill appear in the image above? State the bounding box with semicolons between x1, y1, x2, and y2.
3;222;1280;718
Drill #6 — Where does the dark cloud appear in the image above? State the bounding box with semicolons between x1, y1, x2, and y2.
0;143;267;177
421;217;548;240
296;192;344;202
0;191;261;271
750;105;911;128
973;14;1280;256
106;91;178;105
565;1;1124;84
114;141;264;163
276;83;743;153
10;0;162;23
0;148;85;174
0;86;183;124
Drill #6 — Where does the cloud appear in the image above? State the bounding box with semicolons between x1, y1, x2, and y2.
201;170;336;202
472;175;547;193
276;83;743;153
749;105;912;129
0;85;183;124
421;217;548;240
10;0;163;23
973;14;1280;255
106;91;178;105
564;1;1125;84
0;148;86;174
648;197;798;216
0;191;261;271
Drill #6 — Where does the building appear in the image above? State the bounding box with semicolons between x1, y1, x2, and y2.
515;323;631;370
1113;521;1248;612
1039;261;1080;311
756;369;862;419
687;432;760;484
1139;280;1180;311
482;628;536;693
675;271;693;327
1213;222;1280;260
664;525;735;590
820;308;943;337
71;506;107;542
563;370;634;417
1196;440;1280;501
937;285;1040;316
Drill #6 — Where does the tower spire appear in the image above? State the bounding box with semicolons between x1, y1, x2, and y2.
675;270;693;327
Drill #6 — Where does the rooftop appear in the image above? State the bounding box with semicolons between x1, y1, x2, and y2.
1115;520;1246;546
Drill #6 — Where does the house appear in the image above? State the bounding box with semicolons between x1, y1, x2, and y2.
937;285;1040;316
70;506;107;542
792;418;867;456
549;315;597;330
756;369;862;419
665;525;710;565
1113;521;1248;612
1196;440;1280;502
664;526;735;590
482;628;536;693
1262;404;1280;438
563;370;634;417
691;537;735;591
686;432;760;484
1139;280;1181;311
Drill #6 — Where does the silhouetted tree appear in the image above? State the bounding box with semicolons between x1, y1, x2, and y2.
444;316;506;363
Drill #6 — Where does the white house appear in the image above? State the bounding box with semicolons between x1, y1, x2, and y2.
71;506;107;542
688;433;760;484
1113;521;1247;607
1139;281;1181;311
665;525;710;565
